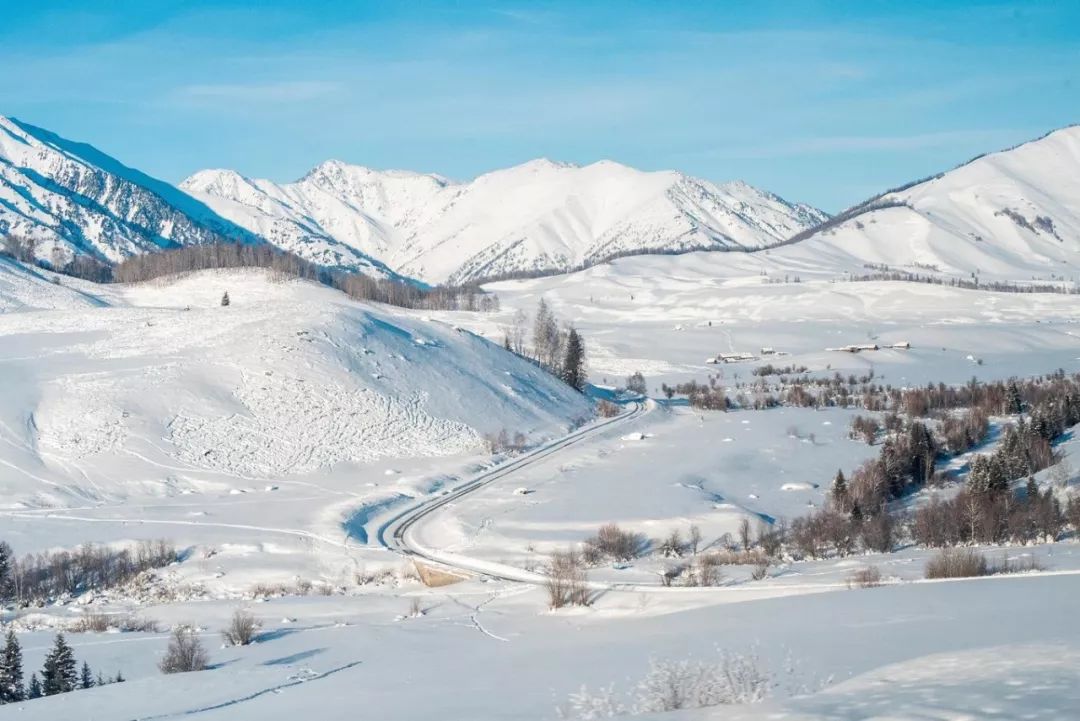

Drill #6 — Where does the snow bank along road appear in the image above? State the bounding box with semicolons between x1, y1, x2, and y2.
377;400;650;583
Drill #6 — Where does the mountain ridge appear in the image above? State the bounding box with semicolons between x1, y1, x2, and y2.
183;156;828;284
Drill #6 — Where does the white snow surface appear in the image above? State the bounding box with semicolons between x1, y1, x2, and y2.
0;266;590;507
182;158;827;284
786;124;1080;280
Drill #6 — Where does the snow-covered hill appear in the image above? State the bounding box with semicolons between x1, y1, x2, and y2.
183;158;828;284
0;265;591;506
0;116;261;265
786;125;1080;279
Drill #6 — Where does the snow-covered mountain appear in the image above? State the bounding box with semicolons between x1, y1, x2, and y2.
0;264;592;502
0;116;262;265
785;125;1080;279
182;158;828;284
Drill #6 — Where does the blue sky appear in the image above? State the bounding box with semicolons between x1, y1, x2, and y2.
2;1;1078;211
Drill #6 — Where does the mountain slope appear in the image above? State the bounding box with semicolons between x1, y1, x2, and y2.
0;265;592;505
182;158;828;284
0;116;265;265
785;125;1080;279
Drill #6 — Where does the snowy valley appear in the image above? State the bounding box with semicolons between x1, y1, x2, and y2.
3;119;1080;721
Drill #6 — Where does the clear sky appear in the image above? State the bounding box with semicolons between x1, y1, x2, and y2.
2;0;1078;212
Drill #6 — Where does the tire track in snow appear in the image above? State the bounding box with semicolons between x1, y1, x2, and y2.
127;660;363;720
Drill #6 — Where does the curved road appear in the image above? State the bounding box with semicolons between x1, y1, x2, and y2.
376;400;651;584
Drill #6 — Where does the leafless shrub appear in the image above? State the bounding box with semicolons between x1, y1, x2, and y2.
738;518;752;551
223;610;258;647
294;578;313;596
696;554;724;587
688;525;702;555
750;558;771;581
925;548;989;579
547;549;589;609
709;548;769;566
249;582;291;599
659;564;684;587
597;399;620;418
159;626;209;674
71;613;111;633
583;523;646;563
658;530;684;558
756;521;784;558
989;554;1044;575
119;615;161;633
847;566;883;589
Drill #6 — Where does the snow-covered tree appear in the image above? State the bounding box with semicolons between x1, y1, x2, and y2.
0;541;12;603
41;634;77;696
79;662;94;690
0;630;24;703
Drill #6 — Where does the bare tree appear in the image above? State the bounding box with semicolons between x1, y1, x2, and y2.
688;525;702;556
738;518;752;552
547;549;588;609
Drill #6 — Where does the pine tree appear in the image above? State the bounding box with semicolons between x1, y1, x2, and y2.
830;470;850;512
560;327;586;392
0;541;12;603
0;629;24;703
1025;476;1040;503
41;634;77;696
79;662;94;690
220;291;230;307
1005;380;1023;414
27;674;41;700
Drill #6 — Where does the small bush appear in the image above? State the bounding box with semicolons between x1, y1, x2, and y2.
583;523;645;563
547;549;589;609
750;559;771;581
223;610;258;647
119;615;161;633
847;566;883;589
924;548;989;579
990;554;1044;575
597;399;620;418
159;626;208;674
71;613;111;633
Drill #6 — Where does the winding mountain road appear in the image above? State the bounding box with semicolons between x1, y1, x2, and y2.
376;400;650;584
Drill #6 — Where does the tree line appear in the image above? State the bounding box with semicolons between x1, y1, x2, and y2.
503;298;587;392
0;540;176;607
0;630;122;705
785;373;1080;559
1;236;499;312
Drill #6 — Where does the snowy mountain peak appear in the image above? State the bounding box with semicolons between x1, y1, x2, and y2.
0;117;258;264
787;124;1080;278
184;156;826;283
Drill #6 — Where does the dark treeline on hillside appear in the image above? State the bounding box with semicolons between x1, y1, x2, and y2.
1;236;499;312
0;539;176;606
848;270;1080;295
501;298;586;393
782;372;1080;559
